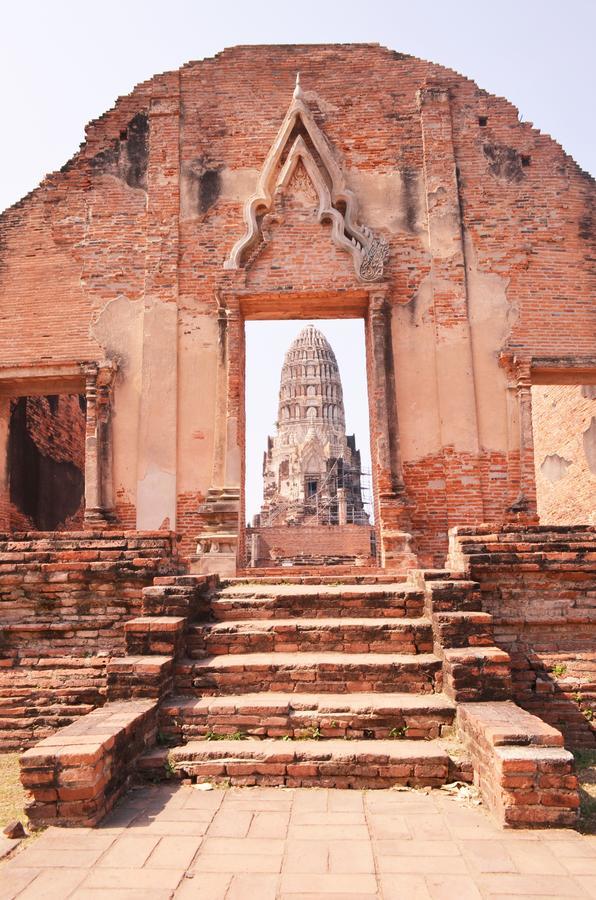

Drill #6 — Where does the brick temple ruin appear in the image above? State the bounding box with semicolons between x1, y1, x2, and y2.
0;44;594;830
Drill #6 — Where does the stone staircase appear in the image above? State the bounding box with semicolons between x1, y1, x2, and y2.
131;574;495;788
21;565;581;829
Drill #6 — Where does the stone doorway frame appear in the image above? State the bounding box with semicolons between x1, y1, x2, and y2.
197;284;415;574
0;360;117;531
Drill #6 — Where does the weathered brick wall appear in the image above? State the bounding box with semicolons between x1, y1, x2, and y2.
449;526;596;748
0;531;178;749
532;385;596;525
247;524;375;565
0;44;593;560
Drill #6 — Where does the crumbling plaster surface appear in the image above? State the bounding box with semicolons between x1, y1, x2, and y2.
177;313;218;494
465;233;515;451
91;295;144;510
135;298;178;530
532;385;596;524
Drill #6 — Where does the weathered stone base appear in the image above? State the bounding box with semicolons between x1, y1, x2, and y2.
457;701;579;828
19;700;158;828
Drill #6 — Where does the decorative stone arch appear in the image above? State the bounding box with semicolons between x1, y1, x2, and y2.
224;76;389;283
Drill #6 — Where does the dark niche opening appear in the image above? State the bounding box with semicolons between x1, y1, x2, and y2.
9;394;86;530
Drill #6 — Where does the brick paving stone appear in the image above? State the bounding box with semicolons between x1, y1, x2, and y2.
96;834;160;868
206;809;253;837
562;858;596;875
291;811;366;826
173;872;231;899
0;868;41;900
366;814;412;840
226;873;279;899
79;867;184;891
10;848;104;869
546;839;596;857
247;810;291;837
328;791;365;813
503;841;568;875
144;835;203;869
292;788;329;812
478;873;587;896
192;853;283;873
375;839;459;857
0;838;20;862
16;868;88;899
136;817;210;836
280;896;379;900
459;839;516;873
32;827;117;851
377;855;469;875
576;876;596;899
281;873;379;894
283;839;329;873
424;874;483;899
379;875;432;899
328;841;375;873
71;890;174;900
288;824;370;841
199;837;285;856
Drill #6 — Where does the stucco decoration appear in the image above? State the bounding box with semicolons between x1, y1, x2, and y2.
224;75;388;282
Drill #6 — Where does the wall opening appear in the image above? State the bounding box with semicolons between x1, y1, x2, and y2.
8;394;86;530
244;318;377;568
531;383;596;525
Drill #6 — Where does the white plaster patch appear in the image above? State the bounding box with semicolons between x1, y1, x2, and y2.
136;464;176;530
540;454;572;483
583;417;596;474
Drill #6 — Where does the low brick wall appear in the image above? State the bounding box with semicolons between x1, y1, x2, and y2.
448;526;596;748
248;524;375;566
0;531;178;748
457;701;579;828
20;699;158;827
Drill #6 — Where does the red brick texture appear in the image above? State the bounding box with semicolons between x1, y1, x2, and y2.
0;532;178;749
448;525;596;748
247;524;375;567
457;701;579;828
19;699;158;828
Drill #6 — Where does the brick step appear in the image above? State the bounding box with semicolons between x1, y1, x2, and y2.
454;528;595;545
175;652;442;695
211;583;424;620
125;616;186;656
142;585;211;618
460;550;596;566
225;574;400;585
186;618;433;657
431;611;494;648
443;647;512;701
420;579;483;612
107;655;174;701
148;738;458;788
159;691;456;742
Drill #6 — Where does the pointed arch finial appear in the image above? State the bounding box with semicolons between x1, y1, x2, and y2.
223;79;389;282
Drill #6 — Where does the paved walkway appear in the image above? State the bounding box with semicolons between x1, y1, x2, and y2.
1;784;595;899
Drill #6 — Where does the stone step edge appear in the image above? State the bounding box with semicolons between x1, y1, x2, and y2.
176;651;442;670
188;617;433;631
137;737;467;789
160;691;457;714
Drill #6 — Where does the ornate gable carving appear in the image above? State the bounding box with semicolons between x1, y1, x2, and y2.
224;76;388;282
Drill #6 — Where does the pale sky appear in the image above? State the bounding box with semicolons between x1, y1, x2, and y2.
2;0;593;517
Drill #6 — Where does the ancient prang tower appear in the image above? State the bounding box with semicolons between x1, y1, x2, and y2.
257;325;368;528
